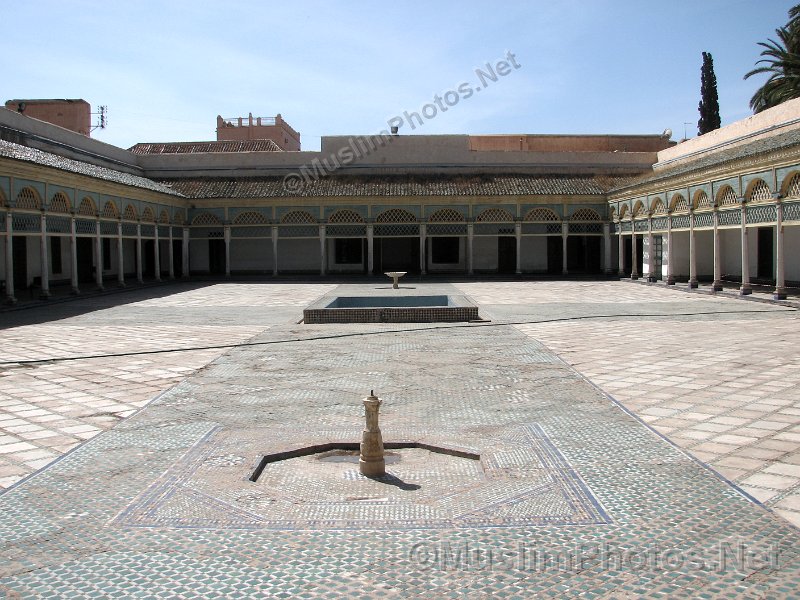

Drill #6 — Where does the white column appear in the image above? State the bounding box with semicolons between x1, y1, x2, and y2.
224;225;231;277
665;215;674;285
419;224;426;275
319;224;327;276
39;213;50;298
70;215;79;293
5;212;15;302
136;223;143;283
168;226;175;279
116;221;125;287
367;224;374;274
630;227;639;279
688;211;698;288
774;201;786;300
561;222;568;275
646;217;655;282
712;210;722;291
467;223;474;275
95;219;104;290
181;227;190;278
740;202;751;295
272;225;279;276
153;223;161;282
603;223;612;275
617;223;624;277
515;222;522;274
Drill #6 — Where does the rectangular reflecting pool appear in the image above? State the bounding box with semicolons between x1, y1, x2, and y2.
304;294;480;323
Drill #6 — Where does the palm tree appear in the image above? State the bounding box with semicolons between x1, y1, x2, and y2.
744;5;800;113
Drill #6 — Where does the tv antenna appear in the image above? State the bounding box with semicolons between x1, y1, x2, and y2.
90;105;107;132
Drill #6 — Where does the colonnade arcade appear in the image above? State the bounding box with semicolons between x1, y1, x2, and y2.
613;170;800;300
0;182;186;303
184;203;613;278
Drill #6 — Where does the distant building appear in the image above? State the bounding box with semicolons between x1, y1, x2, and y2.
216;113;300;151
4;99;91;137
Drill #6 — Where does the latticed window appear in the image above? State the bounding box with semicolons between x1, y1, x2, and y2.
428;208;464;223
670;195;688;213
49;193;70;214
281;210;316;224
192;212;223;226
172;209;185;225
524;207;559;222
101;201;119;219
717;186;738;206
650;200;666;215
475;208;514;222
328;209;365;223
632;201;646;217
78;197;96;216
159;210;171;224
376;208;417;223
618;205;629;220
141;207;155;223
748;179;772;203
570;208;601;221
694;191;712;211
233;211;269;225
785;174;800;199
16;187;41;210
123;205;138;221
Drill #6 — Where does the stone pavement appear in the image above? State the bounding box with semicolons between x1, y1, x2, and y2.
0;280;799;597
0;282;334;490
454;281;800;528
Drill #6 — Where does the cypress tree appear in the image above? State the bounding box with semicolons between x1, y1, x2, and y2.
698;52;721;135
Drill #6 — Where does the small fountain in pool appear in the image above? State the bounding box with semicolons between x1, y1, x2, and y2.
359;391;385;477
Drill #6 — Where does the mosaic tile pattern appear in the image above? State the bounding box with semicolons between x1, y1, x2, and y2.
114;423;608;530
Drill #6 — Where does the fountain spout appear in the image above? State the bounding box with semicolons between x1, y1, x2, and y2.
359;392;385;477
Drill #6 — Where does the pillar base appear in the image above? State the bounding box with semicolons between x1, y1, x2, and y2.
739;284;752;296
630;274;639;281
711;281;723;292
773;287;787;300
665;276;676;285
71;287;80;295
95;285;105;292
39;291;51;300
4;295;17;305
688;280;699;289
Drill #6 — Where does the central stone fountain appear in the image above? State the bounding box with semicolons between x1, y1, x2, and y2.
359;391;385;477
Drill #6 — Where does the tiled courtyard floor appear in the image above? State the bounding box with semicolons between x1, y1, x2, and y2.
0;280;799;597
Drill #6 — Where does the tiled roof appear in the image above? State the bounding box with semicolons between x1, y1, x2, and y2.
162;175;616;199
0;140;182;196
129;140;283;154
612;129;800;193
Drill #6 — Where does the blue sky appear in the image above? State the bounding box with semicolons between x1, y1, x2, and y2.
3;0;796;150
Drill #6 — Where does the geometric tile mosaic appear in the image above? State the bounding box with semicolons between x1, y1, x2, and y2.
113;423;609;530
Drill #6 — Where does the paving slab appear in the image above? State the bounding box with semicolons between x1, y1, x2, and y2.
0;281;799;597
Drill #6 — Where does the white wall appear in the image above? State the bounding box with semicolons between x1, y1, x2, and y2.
669;231;690;278
521;237;548;272
696;230;714;279
473;237;498;271
784;225;800;282
231;238;272;272
278;239;319;272
721;229;741;276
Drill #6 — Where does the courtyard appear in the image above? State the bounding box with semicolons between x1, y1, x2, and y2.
0;280;799;597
